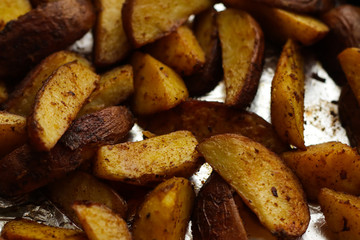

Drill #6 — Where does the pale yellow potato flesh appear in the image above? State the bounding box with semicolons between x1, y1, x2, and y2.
0;111;27;158
197;134;310;238
1;219;87;240
0;0;31;31
94;130;200;185
319;188;360;240
5;50;92;117
271;39;305;149
132;177;195;240
131;52;188;115
73;202;131;240
28;61;99;151
93;0;131;67
78;65;134;116
217;8;264;108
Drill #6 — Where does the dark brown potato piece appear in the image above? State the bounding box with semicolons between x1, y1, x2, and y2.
139;100;289;154
318;5;360;85
0;0;96;80
252;0;334;14
192;172;248;240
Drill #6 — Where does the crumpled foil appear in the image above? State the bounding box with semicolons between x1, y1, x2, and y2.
0;9;349;240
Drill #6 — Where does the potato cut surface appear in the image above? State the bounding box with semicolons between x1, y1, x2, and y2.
0;0;31;31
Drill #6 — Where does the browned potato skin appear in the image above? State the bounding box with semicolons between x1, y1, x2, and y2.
192;172;248;240
139;100;289;154
252;0;334;14
339;85;360;149
319;188;360;240
281;142;360;201
184;8;223;96
30;0;57;7
318;5;360;85
0;0;96;80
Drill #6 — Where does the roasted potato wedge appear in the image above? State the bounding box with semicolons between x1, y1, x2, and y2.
0;0;31;31
122;0;213;47
132;177;195;240
0;219;87;240
184;8;222;96
5;50;92;117
73;202;131;240
131;52;188;115
0;111;27;158
78;65;134;116
94;130;201;185
319;5;360;85
217;8;264;108
197;134;310;238
27;61;99;152
139;100;289;154
93;0;131;67
223;0;329;46
271;39;305;149
252;0;334;14
47;171;127;226
319;188;360;240
146;25;205;76
192;172;248;240
281;142;360;201
0;0;96;80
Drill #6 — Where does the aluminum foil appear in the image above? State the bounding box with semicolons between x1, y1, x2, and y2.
0;9;349;240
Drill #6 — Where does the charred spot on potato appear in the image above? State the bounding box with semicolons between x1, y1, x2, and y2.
271;187;278;197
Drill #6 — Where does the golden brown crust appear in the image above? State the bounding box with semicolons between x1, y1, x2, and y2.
0;0;96;80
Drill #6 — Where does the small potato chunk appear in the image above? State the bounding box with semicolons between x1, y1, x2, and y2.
0;0;31;31
319;188;360;240
95;131;201;185
0;219;87;240
28;61;99;151
78;65;134;116
217;8;264;108
281;142;360;201
131;52;188;115
223;0;329;46
0;111;27;158
132;177;195;240
122;0;213;47
192;172;248;240
146;25;205;76
47;171;127;226
197;134;310;238
93;0;131;67
271;39;305;149
73;202;131;240
5;50;92;117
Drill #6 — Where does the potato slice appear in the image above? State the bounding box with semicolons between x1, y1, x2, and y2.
146;25;205;76
197;134;310;238
47;171;127;226
122;0;213;48
0;0;96;80
281;142;360;201
0;111;27;158
223;0;329;46
192;172;248;240
1;219;87;240
78;65;134;116
184;8;222;96
319;188;360;240
217;8;264;108
271;39;305;149
252;0;333;14
73;202;131;240
0;0;31;31
93;0;131;67
5;50;92;117
131;52;188;115
27;61;99;151
132;177;195;240
94;131;201;185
